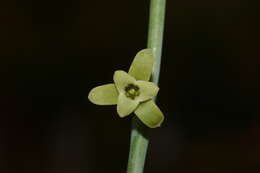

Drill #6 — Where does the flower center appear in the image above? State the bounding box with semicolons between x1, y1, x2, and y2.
125;84;140;100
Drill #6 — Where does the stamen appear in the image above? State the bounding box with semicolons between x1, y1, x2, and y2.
125;84;140;99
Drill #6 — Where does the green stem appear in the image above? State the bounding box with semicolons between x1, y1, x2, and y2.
148;0;166;85
127;0;166;173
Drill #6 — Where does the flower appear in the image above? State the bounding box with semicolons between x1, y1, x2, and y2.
88;49;164;128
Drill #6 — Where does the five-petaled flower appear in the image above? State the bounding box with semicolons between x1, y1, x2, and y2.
88;49;164;128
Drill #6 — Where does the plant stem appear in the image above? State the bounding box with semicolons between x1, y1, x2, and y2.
148;0;166;85
127;0;166;173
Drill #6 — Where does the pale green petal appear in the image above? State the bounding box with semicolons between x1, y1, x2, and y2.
135;100;164;128
113;70;136;92
88;84;118;105
128;49;154;81
135;80;159;102
117;93;139;118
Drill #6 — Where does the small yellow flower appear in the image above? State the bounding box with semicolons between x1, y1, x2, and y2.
88;49;164;128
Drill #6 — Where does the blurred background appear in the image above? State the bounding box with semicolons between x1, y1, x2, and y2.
1;0;260;172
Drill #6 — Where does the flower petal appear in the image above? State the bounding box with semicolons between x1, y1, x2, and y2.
88;84;119;105
117;93;139;117
128;49;154;81
113;70;136;92
135;81;159;102
135;100;164;128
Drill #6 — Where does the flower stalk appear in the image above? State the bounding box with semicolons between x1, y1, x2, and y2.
127;0;166;173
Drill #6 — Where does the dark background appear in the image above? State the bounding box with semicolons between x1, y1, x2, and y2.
1;0;260;172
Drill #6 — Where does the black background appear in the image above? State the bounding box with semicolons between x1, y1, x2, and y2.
1;0;260;172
